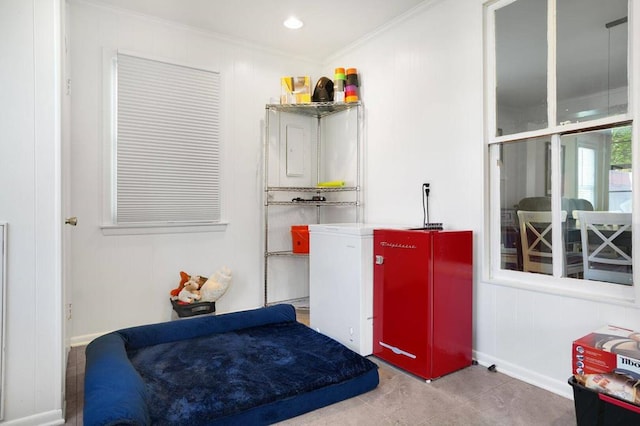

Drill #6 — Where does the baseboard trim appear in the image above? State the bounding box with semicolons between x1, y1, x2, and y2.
473;350;574;400
70;331;106;347
1;409;64;426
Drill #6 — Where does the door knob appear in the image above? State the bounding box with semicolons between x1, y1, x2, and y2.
65;217;78;226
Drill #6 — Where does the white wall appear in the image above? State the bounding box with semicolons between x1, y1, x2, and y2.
0;0;64;424
327;0;485;231
475;0;640;398
328;0;640;400
67;0;323;343
5;0;640;423
65;0;640;404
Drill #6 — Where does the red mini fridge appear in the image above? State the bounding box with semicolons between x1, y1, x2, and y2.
373;229;473;380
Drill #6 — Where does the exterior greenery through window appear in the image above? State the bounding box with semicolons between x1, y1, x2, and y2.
612;127;632;167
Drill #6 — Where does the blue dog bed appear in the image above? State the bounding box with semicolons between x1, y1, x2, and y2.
84;304;379;425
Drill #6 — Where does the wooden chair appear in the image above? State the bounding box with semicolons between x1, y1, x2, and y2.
577;211;632;285
517;210;582;277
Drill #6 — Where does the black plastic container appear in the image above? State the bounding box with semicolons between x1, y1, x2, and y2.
171;299;215;317
569;376;640;425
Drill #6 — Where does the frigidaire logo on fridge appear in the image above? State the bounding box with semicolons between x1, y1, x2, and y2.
379;242;417;249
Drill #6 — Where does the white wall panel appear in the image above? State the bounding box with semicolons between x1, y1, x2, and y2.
477;289;640;399
0;0;37;417
64;0;640;400
327;0;640;399
67;1;321;342
0;0;63;423
327;0;484;230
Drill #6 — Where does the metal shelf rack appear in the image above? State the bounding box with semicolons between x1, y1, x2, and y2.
263;102;363;306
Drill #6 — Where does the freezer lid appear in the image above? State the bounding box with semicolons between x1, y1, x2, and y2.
308;223;408;236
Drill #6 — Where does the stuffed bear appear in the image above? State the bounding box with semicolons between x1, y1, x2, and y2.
200;266;232;302
170;271;191;300
177;276;202;304
170;272;208;302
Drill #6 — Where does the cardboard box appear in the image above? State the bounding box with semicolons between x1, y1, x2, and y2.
280;76;311;104
573;325;640;378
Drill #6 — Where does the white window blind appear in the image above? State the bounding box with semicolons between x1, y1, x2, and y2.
115;53;220;224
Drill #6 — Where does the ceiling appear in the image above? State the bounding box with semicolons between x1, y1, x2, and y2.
91;0;427;62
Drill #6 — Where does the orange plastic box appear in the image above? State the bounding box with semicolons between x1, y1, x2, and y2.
291;225;309;254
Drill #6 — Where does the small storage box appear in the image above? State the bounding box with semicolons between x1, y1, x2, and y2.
171;299;215;317
291;225;309;254
572;325;640;377
569;376;640;425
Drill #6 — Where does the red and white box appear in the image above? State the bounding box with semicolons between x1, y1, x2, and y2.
573;325;640;378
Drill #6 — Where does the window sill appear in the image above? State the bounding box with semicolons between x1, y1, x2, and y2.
484;270;637;307
101;221;228;236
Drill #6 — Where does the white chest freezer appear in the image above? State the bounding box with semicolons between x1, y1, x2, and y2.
308;223;383;356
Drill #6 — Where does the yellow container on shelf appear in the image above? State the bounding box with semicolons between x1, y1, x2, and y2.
280;76;311;104
317;180;345;187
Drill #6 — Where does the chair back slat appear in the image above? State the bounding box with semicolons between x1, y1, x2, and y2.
577;211;632;285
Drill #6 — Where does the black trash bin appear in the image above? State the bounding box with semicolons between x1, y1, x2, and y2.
569;376;640;426
171;299;215;317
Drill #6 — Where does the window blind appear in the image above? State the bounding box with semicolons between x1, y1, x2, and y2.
115;53;220;224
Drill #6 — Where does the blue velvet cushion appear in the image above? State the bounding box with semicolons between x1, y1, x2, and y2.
128;321;378;425
84;333;150;425
84;304;378;426
118;304;298;350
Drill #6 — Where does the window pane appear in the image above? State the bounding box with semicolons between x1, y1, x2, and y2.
609;127;632;212
561;125;633;285
499;137;551;272
489;0;633;287
557;0;628;124
495;0;548;136
577;147;596;204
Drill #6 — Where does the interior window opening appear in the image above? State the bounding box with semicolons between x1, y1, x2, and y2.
498;126;633;286
490;0;633;289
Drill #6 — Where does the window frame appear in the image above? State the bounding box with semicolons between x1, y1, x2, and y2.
100;49;227;235
484;0;639;304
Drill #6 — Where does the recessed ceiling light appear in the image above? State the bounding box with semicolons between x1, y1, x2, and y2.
283;16;303;30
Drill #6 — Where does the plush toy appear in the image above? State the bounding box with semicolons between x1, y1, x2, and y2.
200;266;232;302
177;275;202;304
170;272;207;303
170;271;191;300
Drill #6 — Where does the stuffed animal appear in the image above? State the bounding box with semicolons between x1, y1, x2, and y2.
177;275;202;304
170;271;191;300
200;266;232;302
